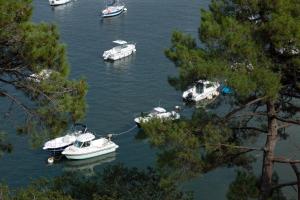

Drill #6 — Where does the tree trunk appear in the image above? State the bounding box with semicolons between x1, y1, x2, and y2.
290;163;300;200
260;101;278;199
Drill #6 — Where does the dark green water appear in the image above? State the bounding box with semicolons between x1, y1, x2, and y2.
0;0;299;199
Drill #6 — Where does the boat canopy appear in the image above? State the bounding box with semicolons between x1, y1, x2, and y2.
76;133;95;142
153;107;166;113
113;40;127;45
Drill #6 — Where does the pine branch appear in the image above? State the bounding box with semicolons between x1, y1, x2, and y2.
272;181;298;190
204;143;263;151
232;126;268;133
223;97;265;121
275;117;300;126
273;157;300;164
0;91;33;116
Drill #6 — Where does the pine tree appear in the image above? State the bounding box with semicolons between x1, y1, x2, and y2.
141;0;300;199
0;0;87;151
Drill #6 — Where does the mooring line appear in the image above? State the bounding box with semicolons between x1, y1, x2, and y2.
111;124;138;136
93;124;138;138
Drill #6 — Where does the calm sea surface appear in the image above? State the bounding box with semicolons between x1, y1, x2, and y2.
0;0;299;199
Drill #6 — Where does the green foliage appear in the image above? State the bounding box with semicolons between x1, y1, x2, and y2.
1;164;190;199
11;164;191;200
227;171;289;200
143;0;299;199
57;164;192;200
141;119;203;181
227;170;259;200
0;0;87;148
0;182;72;200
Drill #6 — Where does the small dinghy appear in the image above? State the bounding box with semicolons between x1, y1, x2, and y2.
62;133;119;160
134;107;180;127
103;40;136;61
28;69;53;83
102;0;126;18
182;80;220;102
49;0;71;6
43;123;88;154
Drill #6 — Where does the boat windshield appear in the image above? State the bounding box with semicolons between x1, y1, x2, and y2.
196;82;204;94
74;140;83;148
83;141;91;147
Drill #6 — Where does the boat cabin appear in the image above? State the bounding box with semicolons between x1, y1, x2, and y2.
74;133;95;148
195;81;215;94
153;107;166;113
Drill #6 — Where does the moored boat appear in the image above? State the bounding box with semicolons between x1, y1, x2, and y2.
103;40;136;61
102;0;126;18
62;133;119;160
134;107;180;127
49;0;72;6
43;123;88;154
182;80;220;102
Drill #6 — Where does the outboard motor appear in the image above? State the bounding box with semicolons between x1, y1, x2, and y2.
171;111;176;117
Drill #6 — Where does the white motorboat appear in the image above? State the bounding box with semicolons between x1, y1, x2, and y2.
62;133;119;160
49;0;71;6
182;80;220;102
102;0;126;18
43;123;88;154
134;107;180;127
103;40;136;61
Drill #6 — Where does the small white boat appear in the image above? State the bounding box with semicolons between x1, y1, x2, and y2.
43;123;88;154
102;0;126;18
276;46;299;56
49;0;71;6
182;80;220;102
134;107;180;127
28;69;53;83
62;133;119;160
103;40;136;61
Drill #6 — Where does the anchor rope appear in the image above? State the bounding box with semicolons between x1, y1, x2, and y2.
111;124;138;136
93;124;138;138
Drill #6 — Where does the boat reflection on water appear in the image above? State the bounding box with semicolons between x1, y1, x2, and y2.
51;1;74;12
104;54;135;70
63;152;116;176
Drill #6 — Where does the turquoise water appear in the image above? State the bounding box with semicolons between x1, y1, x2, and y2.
0;0;299;199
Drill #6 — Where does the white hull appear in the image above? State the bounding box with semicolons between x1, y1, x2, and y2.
134;112;180;124
62;137;119;160
182;81;220;102
49;0;71;6
103;43;136;61
102;5;125;18
185;90;220;102
134;107;180;126
64;146;118;160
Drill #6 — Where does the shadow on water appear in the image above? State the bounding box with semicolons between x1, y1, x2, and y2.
62;152;116;176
